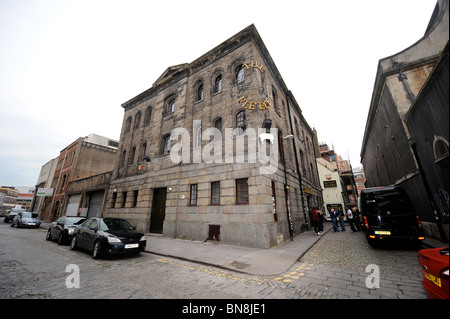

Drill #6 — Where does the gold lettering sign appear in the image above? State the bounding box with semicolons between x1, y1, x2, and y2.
237;61;270;110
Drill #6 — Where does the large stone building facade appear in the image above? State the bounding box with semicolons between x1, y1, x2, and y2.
360;0;448;241
105;25;322;248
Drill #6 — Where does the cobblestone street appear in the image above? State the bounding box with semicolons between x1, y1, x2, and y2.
0;222;426;300
271;229;426;299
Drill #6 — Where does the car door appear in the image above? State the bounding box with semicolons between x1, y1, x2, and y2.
83;218;99;250
53;217;64;238
76;218;94;249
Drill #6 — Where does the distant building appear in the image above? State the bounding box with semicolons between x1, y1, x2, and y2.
0;187;19;212
40;135;118;222
352;166;366;197
30;157;58;214
15;186;35;211
316;158;345;219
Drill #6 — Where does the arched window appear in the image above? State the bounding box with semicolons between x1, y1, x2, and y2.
236;111;246;134
214;117;222;141
272;86;278;110
214;75;222;93
125;117;132;133
433;136;449;162
162;135;171;155
165;98;175;115
196;84;204;102
129;146;136;165
214;117;222;133
235;65;244;84
120;150;126;167
144;107;152;126
140;142;147;162
134;112;141;130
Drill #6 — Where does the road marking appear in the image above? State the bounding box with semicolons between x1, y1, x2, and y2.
157;258;267;285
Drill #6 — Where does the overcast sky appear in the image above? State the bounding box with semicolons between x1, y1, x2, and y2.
0;0;438;187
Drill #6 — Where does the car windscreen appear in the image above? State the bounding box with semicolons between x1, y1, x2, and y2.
363;191;415;216
66;217;85;225
22;212;39;218
99;218;134;231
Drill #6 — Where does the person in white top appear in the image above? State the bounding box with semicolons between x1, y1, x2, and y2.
346;206;357;232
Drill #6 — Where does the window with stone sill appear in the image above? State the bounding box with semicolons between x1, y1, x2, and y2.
196;84;204;102
190;184;198;206
214;75;222;94
162;135;171;155
236;178;249;204
211;181;220;205
164;98;175;115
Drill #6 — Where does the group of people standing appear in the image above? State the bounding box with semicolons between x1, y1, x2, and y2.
329;206;360;233
309;206;361;235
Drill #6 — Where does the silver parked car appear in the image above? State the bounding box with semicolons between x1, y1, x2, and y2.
11;212;41;228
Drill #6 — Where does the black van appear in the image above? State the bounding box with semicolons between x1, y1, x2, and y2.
358;186;425;246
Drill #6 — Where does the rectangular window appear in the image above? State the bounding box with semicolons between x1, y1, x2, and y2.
211;181;220;205
132;190;139;208
271;181;278;222
111;192;117;208
236;178;249;204
121;191;127;208
190;184;198;206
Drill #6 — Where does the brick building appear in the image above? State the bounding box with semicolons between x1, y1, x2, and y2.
41;135;118;222
105;25;322;248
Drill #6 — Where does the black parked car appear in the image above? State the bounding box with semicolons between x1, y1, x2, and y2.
46;216;86;245
70;217;147;259
358;186;425;246
4;208;26;223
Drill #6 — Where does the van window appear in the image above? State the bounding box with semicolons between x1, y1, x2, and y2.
363;190;414;216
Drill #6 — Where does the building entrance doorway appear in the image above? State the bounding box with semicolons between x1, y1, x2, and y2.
150;188;167;234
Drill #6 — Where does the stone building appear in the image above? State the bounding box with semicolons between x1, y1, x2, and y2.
360;0;448;240
105;25;322;248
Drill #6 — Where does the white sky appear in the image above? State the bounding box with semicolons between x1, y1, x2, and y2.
0;0;438;187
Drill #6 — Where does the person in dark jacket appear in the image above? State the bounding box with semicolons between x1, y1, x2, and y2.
330;208;339;232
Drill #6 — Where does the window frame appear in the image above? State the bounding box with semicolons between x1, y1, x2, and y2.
211;181;220;206
235;65;245;84
236;178;249;205
190;184;198;206
214;74;222;93
165;98;175;115
162;135;171;155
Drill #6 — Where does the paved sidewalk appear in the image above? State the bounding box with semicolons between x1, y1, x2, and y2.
143;224;333;276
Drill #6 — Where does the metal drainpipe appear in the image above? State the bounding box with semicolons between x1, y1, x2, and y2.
286;93;309;231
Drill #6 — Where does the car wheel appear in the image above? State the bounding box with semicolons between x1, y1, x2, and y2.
57;233;64;245
70;235;78;250
46;229;52;241
92;241;102;259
